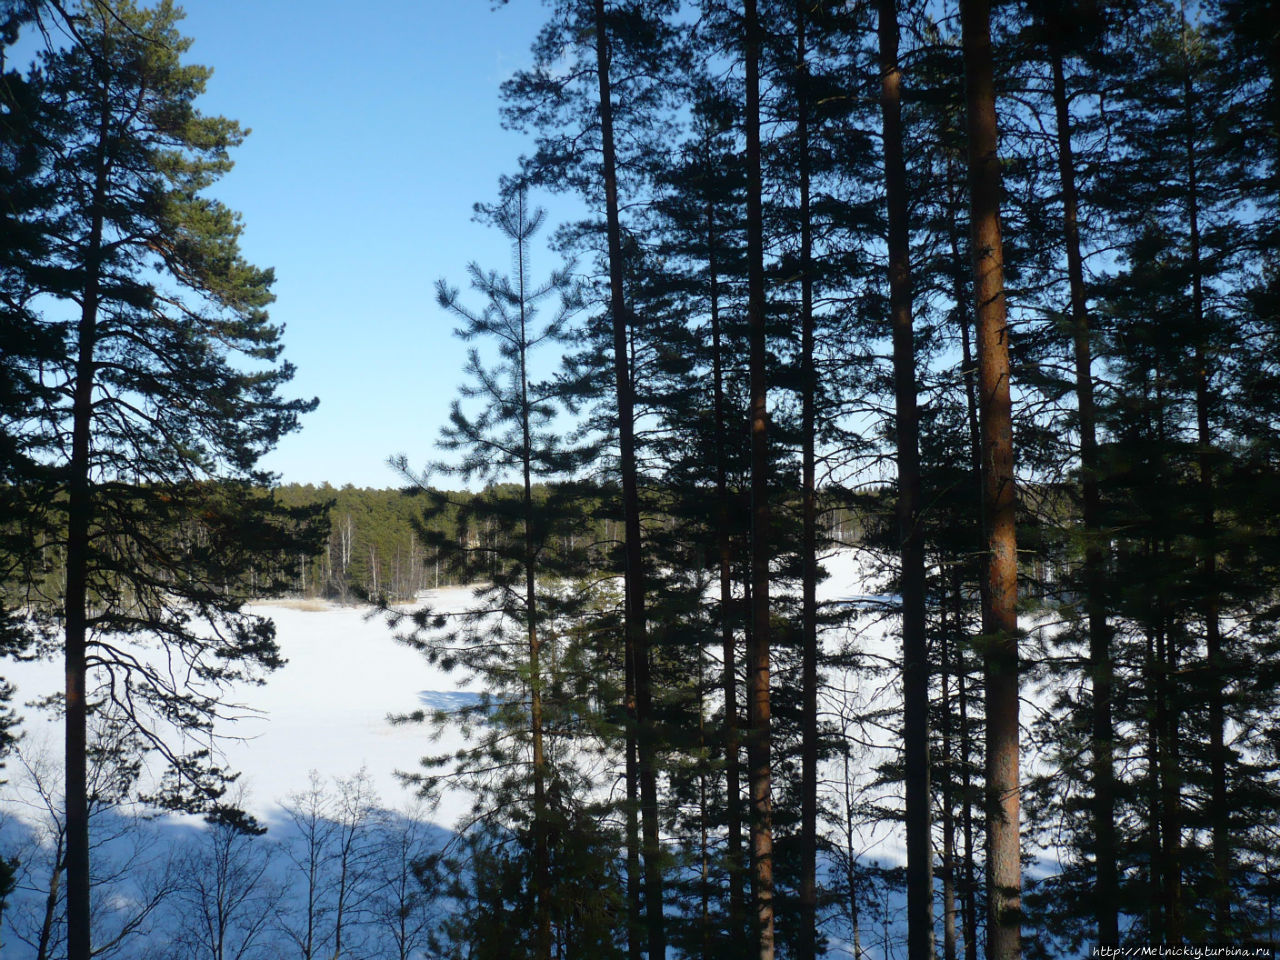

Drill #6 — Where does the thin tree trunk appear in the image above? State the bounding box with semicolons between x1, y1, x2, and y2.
699;649;712;960
960;676;978;960
960;3;1021;957
708;163;746;943
879;3;933;956
591;4;664;955
35;843;64;960
515;191;553;960
848;862;861;960
797;4;819;957
307;842;318;959
942;625;959;960
1157;616;1184;940
1150;354;1182;943
1049;43;1118;946
627;733;641;960
953;571;979;960
332;850;349;960
844;746;862;960
951;204;982;960
1179;21;1229;931
744;0;774;954
1145;621;1163;938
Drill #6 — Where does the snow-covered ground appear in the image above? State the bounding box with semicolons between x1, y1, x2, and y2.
3;550;902;827
0;548;990;958
2;585;488;826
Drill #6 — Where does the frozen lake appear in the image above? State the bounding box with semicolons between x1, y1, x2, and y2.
0;549;951;958
3;549;903;831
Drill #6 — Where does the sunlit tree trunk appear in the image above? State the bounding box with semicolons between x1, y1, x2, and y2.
960;1;1021;956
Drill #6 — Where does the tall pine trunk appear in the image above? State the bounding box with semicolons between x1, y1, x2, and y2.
797;5;819;957
591;4;665;955
959;2;1021;957
65;101;112;960
744;0;775;954
878;3;933;956
1049;43;1118;946
708;144;747;945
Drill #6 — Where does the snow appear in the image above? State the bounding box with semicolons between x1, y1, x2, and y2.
1;547;1033;958
1;550;906;831
0;547;950;840
228;591;481;821
1;585;486;827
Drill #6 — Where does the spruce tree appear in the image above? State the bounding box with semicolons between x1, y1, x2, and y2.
392;187;620;959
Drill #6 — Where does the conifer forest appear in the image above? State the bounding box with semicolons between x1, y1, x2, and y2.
2;0;1280;959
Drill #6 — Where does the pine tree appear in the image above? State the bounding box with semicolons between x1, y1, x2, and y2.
637;73;753;956
960;0;1022;955
7;4;322;955
1088;3;1280;939
500;6;687;951
1039;1;1118;942
875;3;932;956
741;2;777;955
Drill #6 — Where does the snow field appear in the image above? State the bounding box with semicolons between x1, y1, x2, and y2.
1;548;1070;959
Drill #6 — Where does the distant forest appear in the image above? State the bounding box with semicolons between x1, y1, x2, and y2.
272;483;875;603
4;476;1068;604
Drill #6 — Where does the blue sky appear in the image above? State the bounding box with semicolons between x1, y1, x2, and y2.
168;0;571;488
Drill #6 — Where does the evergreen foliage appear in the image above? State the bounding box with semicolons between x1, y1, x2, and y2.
2;1;1279;957
0;2;323;956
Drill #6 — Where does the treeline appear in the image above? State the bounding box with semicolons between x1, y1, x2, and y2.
274;483;747;603
276;483;872;603
2;479;873;607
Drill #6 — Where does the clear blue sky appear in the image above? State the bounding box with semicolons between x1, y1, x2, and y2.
170;0;569;488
